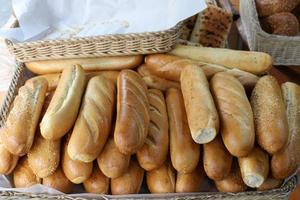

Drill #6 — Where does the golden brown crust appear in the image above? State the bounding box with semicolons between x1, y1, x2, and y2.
257;176;283;191
83;164;109;194
255;0;300;17
86;71;120;84
27;74;61;92
0;140;18;175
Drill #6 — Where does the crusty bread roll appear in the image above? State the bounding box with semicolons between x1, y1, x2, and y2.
0;139;18;175
83;163;109;194
62;135;93;184
211;72;255;157
1;78;48;156
257;176;283;191
68;76;115;162
170;44;272;75
203;135;233;181
13;157;41;188
238;146;269;188
176;163;206;193
42;166;74;193
40;65;86;140
146;161;175;193
86;71;119;84
166;88;200;173
114;70;150;154
181;65;219;144
97;137;130;178
137;89;169;171
27;74;61;92
271;82;300;179
251;75;289;154
111;159;144;195
255;0;300;17
25;55;143;74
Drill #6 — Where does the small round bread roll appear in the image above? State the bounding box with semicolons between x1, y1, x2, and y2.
257;176;283;191
83;163;109;194
0;140;18;175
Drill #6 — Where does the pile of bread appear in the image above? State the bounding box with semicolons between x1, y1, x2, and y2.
0;44;299;195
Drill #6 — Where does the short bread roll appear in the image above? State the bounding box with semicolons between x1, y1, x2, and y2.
83;163;109;194
0;139;18;175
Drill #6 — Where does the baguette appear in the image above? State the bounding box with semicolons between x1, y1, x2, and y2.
114;70;150;154
271;82;300;179
238;147;269;188
146;161;175;193
62;135;93;184
27;74;61;92
97;138;130;178
170;44;272;75
251;75;289;154
13;157;41;188
257;176;283;191
1;78;48;156
166;88;200;173
0;140;18;175
111;159;144;195
86;71;119;84
181;65;219;144
211;72;255;157
40;65;86;140
42;166;74;193
83;163;109;194
137;89;169;171
68;76;115;162
203;135;233;181
25;55;143;74
255;0;300;17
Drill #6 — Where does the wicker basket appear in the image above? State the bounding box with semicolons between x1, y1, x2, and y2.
0;63;297;200
240;0;300;66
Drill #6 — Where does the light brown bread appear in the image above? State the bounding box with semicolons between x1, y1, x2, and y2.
211;72;255;157
255;0;300;17
203;135;233;181
83;163;109;194
97;137;130;179
146;161;175;193
271;82;300;179
114;70;150;154
181;65;219;144
137;89;169;171
42;166;74;193
238;146;269;188
166;88;200;173
68;76;115;162
86;71;120;84
0;140;18;175
40;65;86;140
27;74;61;92
25;55;143;74
1;78;48;156
257;176;283;191
111;159;144;195
251;75;289;154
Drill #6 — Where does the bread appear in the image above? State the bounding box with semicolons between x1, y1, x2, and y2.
97;137;130;178
13;157;41;188
27;74;61;92
203;135;233;181
176;163;206;193
62;135;93;184
261;12;299;36
211;72;255;157
25;55;143;74
0;139;18;175
271;82;300;179
68;76;115;162
166;88;200;173
114;70;150;154
255;0;300;17
170;44;272;75
257;176;283;191
251;75;289;154
42;166;74;193
1;78;48;156
111;159;144;195
137;89;169;171
146;161;175;193
181;65;219;144
83;163;109;194
190;5;232;47
238;146;269;188
86;71;119;84
40;65;86;140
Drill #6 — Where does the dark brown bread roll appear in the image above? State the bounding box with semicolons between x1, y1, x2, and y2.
255;0;300;17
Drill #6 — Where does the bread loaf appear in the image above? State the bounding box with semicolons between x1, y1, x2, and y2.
255;0;300;17
271;82;300;179
83;163;109;194
68;76;115;162
40;65;86;140
251;75;289;154
257;176;283;191
1;78;48;156
114;70;150;154
211;72;255;157
181;65;219;144
27;74;61;92
137;89;169;171
25;55;143;74
166;88;200;173
0;140;18;175
86;71;119;84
